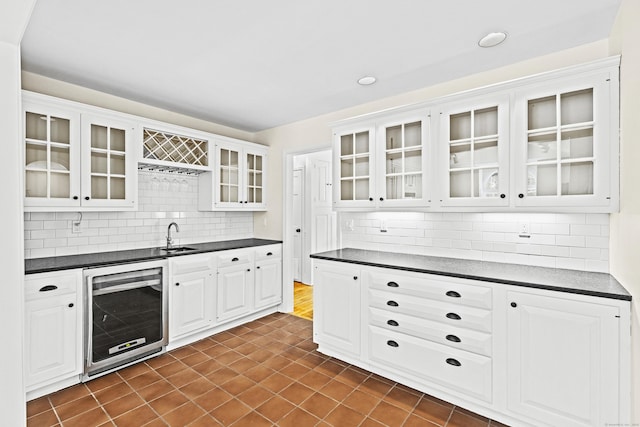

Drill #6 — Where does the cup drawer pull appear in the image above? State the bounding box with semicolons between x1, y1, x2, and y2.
446;334;461;343
387;281;399;288
386;300;399;307
387;340;399;348
446;358;461;367
39;285;58;292
231;257;239;262
387;320;399;327
446;312;461;320
446;290;461;298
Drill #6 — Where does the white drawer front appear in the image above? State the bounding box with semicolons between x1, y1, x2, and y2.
368;270;492;309
254;244;282;261
217;248;253;267
369;289;492;333
369;326;492;402
369;307;492;357
170;254;216;275
25;270;81;301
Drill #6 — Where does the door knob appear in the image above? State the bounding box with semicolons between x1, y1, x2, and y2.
296;228;301;233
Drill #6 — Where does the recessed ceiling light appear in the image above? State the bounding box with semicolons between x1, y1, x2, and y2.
357;76;377;86
478;32;507;48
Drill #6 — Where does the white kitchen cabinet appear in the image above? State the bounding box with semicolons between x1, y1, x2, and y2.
438;95;510;207
169;254;216;340
313;260;361;356
24;270;82;397
333;109;430;209
513;69;618;211
254;244;283;310
216;249;254;323
23;92;137;211
506;290;622;427
199;137;268;211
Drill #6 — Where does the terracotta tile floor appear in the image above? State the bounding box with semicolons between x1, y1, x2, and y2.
27;313;509;426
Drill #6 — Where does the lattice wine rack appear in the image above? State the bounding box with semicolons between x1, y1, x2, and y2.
142;128;208;169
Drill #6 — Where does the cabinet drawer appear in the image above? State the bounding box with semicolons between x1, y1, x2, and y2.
369;289;492;333
369;326;492;402
254;244;282;261
25;270;81;301
217;249;253;267
369;307;492;357
170;254;216;275
368;270;492;309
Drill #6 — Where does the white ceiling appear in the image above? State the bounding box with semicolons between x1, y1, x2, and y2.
21;0;621;132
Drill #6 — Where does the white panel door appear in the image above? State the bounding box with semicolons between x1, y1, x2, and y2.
310;155;336;256
25;294;78;387
170;271;214;339
313;261;361;356
506;291;620;427
217;264;253;323
292;168;303;281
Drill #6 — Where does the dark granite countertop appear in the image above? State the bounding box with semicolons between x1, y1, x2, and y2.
311;248;631;301
25;238;282;274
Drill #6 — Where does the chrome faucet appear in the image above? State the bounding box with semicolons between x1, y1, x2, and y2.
166;222;179;249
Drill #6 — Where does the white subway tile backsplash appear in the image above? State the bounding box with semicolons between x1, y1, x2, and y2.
341;211;609;272
24;172;253;259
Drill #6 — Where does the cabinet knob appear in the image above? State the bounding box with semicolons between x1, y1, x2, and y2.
68;303;74;308
353;276;358;280
295;229;301;233
446;334;461;343
510;302;517;308
369;197;373;201
500;194;506;199
257;266;261;269
386;340;399;348
387;320;399;327
518;193;524;199
379;197;384;201
73;196;79;200
445;290;461;298
387;281;399;288
175;282;180;286
446;312;461;320
84;196;90;201
247;268;251;272
39;285;58;292
386;300;399;307
446;358;461;367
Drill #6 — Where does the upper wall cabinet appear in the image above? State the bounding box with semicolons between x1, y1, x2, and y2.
333;109;430;209
438;95;510;208
513;71;618;210
198;137;268;211
23;93;137;211
331;56;620;213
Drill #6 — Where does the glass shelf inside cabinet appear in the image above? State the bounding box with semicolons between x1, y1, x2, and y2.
339;131;370;201
526;88;594;197
24;111;71;199
448;107;500;199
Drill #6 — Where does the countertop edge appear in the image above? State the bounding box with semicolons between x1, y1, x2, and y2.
310;252;632;302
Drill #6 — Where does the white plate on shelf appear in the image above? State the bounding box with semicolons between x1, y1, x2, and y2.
26;160;68;171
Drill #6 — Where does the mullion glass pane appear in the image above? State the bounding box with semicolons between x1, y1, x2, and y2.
528;96;556;130
450;170;471;198
561;162;593;195
561;89;593;125
26;112;48;141
561;128;593;159
528;164;557;196
474;107;498;137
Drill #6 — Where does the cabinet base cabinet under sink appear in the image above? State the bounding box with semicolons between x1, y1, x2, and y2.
312;259;631;427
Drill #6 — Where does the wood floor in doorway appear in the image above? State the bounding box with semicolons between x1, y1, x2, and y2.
293;282;313;321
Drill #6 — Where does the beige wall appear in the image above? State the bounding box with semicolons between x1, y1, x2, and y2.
22;72;256;142
609;0;640;421
253;40;610;240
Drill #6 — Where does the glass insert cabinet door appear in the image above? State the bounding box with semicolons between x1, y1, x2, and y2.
440;97;509;207
334;127;374;207
379;114;428;206
23;104;81;207
515;74;612;208
81;115;134;207
245;151;264;205
218;146;240;204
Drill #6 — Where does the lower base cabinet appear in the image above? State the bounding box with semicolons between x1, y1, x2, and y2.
312;260;630;427
24;270;82;394
506;291;622;427
217;263;254;323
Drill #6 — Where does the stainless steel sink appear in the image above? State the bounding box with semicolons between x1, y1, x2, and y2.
160;246;196;253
